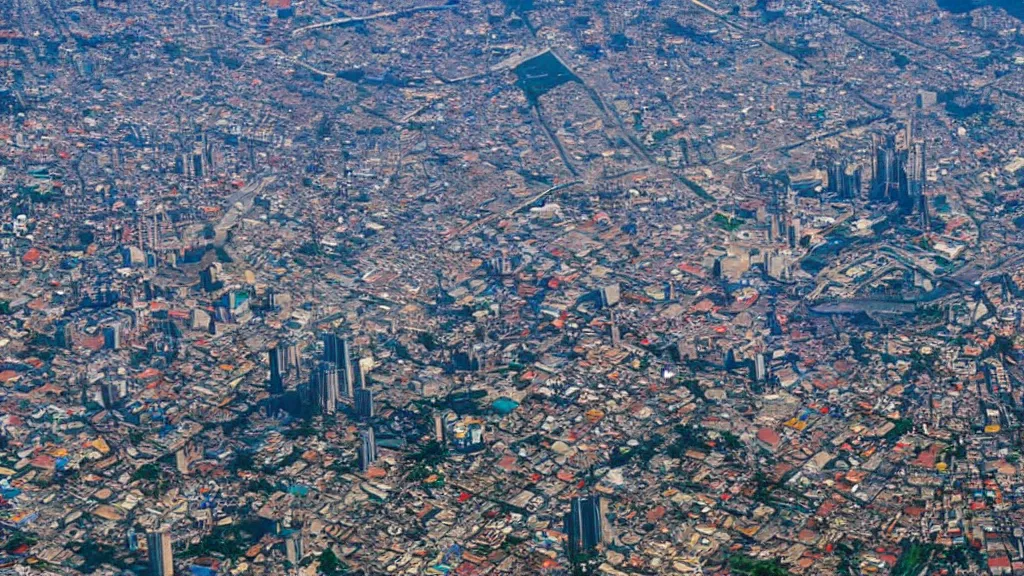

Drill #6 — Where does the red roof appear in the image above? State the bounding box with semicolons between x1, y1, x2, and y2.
30;455;56;470
757;427;781;447
22;247;42;265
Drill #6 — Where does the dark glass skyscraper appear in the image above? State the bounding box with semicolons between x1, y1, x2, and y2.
146;526;174;576
268;345;286;394
564;496;603;565
355;388;374;420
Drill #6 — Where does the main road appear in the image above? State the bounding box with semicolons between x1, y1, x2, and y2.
213;175;276;247
290;4;454;37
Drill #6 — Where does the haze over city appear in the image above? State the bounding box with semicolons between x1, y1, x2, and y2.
3;0;1024;575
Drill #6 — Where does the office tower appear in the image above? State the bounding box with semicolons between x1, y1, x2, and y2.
787;216;801;249
919;190;930;231
284;341;302;379
564;496;603;565
322;333;354;397
101;381;120;410
175;448;190;475
907;140;927;216
266;287;280;310
340;339;355;396
870;121;926;217
753;352;767;382
310;362;339;415
147;526;174;576
200;264;221;292
599;283;621;308
322;332;341;365
126;528;139;552
827;159;863;200
284;530;303;565
488;252;514;276
55;321;73;349
103;324;121;350
354;358;368;391
870;134;900;203
358;427;377;472
355;388;374;419
268;345;286;394
434;412;445;444
765;251;792;282
827;159;843;196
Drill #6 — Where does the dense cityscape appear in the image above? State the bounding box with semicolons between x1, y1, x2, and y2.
3;0;1024;574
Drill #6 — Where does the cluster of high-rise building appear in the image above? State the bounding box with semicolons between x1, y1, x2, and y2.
869;120;930;226
298;333;366;414
824;118;930;229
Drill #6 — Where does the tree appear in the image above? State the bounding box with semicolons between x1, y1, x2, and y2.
4;531;38;553
729;554;790;576
885;418;914;442
418;332;439;351
132;462;162;482
319;548;346;575
233;451;255;471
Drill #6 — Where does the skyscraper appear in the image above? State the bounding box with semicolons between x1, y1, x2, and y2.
284;530;303;565
322;333;354;397
599;283;621;308
354;358;368;392
284;341;302;379
564;496;603;566
55;321;73;349
310;362;339;415
434;412;445;444
268;345;286;394
908;140;927;218
870;121;926;217
103;324;121;350
355;388;374;420
200;263;221;292
322;332;341;365
870;133;900;203
827;159;863;200
147;526;174;576
358;427;377;472
752;352;768;382
101;381;121;410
